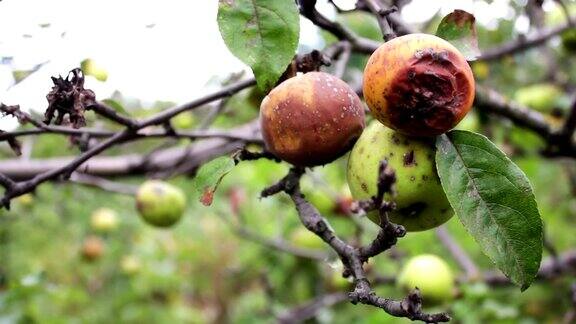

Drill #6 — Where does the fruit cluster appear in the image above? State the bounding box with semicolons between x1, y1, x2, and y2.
260;33;475;232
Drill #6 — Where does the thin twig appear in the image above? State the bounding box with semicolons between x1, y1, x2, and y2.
69;173;138;195
88;102;137;128
362;0;397;41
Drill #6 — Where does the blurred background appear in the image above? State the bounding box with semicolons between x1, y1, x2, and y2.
1;0;576;323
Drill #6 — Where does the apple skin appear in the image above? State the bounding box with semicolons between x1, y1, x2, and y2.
90;208;118;233
347;122;453;231
135;180;186;228
363;33;475;137
81;236;104;261
260;71;365;166
289;227;325;250
397;254;455;305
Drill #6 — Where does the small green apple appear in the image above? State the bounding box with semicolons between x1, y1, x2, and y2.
347;122;453;231
80;58;108;82
327;270;351;291
15;193;34;207
289;227;325;250
545;4;576;52
90;208;118;233
305;190;336;216
135;180;186;228
471;61;490;81
397;254;454;305
561;28;576;52
120;255;141;275
172;112;196;129
514;84;562;113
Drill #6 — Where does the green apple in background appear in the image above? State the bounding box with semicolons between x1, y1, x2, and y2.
15;193;34;207
471;61;490;81
90;208;118;233
545;3;576;53
80;58;108;82
347;122;453;231
455;112;480;132
289;227;325;250
172;112;196;129
514;84;562;113
561;28;576;52
397;254;455;305
120;255;141;275
135;180;186;228
327;270;351;291
303;189;335;217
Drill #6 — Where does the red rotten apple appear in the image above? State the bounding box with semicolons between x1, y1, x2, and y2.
260;72;365;166
363;33;475;137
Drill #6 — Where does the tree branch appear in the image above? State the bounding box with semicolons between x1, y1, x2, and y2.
260;165;450;322
361;0;397;41
478;20;575;61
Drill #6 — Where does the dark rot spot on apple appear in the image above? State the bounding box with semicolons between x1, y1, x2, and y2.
403;150;415;166
384;49;472;137
398;202;427;218
361;182;368;193
410;176;416;181
422;175;429;181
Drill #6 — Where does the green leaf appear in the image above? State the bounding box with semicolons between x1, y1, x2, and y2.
191;156;236;206
101;99;128;115
217;0;300;91
436;130;543;290
436;10;481;61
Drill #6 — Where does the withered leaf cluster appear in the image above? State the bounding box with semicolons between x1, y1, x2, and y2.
44;68;96;129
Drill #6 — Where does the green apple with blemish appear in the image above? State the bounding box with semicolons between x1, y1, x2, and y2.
347;122;453;231
136;180;187;228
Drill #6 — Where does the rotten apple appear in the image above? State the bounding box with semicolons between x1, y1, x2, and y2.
363;33;475;137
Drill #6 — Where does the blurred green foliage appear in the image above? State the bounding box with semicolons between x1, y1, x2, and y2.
2;2;576;323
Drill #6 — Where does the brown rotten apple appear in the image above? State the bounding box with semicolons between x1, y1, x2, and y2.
363;33;475;137
81;236;104;261
260;72;365;166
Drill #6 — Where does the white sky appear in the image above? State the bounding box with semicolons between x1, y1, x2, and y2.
0;0;556;130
